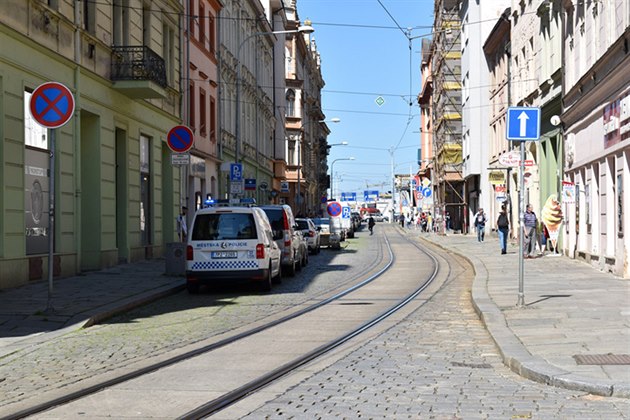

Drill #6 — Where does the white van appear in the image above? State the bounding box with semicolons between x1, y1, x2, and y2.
186;206;282;293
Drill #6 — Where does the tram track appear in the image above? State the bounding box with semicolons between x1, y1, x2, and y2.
7;226;448;419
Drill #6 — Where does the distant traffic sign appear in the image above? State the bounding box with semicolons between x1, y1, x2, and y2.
327;201;342;217
167;125;194;153
506;107;541;141
30;82;75;129
340;192;356;202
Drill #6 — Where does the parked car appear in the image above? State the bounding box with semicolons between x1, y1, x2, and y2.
186;206;281;293
260;205;308;276
312;217;341;249
296;218;321;254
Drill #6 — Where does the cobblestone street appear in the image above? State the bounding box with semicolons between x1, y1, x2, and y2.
244;243;630;419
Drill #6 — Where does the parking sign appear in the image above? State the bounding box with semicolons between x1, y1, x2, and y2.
230;163;242;181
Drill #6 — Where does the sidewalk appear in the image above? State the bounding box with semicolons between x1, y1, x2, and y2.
0;260;184;358
412;229;630;398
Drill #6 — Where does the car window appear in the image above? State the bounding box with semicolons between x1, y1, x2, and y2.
296;220;309;230
262;209;285;231
192;213;257;240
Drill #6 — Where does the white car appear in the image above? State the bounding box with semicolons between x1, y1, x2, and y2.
296;218;321;254
186;206;282;293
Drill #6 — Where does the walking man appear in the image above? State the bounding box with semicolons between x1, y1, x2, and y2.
474;208;487;242
496;205;509;254
523;204;538;258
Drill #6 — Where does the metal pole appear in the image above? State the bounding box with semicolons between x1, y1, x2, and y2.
517;140;525;307
46;129;56;313
330;160;334;201
390;149;395;224
297;138;301;213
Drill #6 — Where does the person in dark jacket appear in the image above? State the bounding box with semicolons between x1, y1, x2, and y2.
496;205;509;254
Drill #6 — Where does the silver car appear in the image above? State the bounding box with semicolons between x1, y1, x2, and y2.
312;217;341;250
260;205;308;276
296;218;321;254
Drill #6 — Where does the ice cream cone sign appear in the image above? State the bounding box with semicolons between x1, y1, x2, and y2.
541;194;563;246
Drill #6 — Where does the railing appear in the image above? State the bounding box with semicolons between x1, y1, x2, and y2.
111;46;167;87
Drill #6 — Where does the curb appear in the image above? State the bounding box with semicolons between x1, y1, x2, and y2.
415;234;627;398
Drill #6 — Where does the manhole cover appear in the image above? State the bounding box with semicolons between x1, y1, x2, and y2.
573;354;630;365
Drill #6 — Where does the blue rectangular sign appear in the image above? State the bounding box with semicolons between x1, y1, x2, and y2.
506;107;541;141
230;163;243;181
363;190;379;201
340;192;356;202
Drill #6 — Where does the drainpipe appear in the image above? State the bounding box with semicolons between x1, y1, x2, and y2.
74;0;82;272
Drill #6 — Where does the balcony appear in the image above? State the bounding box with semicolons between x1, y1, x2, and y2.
111;46;167;99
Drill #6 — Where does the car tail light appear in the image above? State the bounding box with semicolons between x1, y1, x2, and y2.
186;245;194;260
282;211;292;246
256;244;265;259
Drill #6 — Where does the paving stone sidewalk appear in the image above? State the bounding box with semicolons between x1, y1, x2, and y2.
0;260;184;358
410;228;630;398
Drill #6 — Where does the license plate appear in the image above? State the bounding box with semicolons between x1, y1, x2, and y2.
211;251;238;259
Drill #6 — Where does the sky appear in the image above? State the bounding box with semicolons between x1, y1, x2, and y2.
298;0;436;199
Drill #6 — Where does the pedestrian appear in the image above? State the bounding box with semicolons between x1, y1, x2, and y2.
445;212;451;231
368;215;375;235
496;205;509;254
427;212;433;233
399;213;405;228
474;208;487;242
177;206;188;242
523;203;538;258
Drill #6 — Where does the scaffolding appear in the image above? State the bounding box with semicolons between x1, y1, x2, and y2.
431;0;466;232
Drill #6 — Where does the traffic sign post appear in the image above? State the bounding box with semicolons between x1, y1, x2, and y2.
167;125;194;153
29;82;76;313
326;201;342;218
506;107;541;308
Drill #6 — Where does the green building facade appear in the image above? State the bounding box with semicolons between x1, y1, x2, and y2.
0;0;183;289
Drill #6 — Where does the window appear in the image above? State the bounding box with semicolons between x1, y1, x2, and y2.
189;0;195;38
210;96;216;142
24;90;48;150
189;82;196;130
113;0;129;46
209;15;216;53
140;135;152;246
83;0;96;34
199;3;205;45
199;88;207;136
286;89;295;117
162;21;175;85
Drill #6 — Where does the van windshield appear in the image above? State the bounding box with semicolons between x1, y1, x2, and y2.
192;213;257;240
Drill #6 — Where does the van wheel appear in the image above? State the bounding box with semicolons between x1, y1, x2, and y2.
272;262;282;284
302;251;308;266
296;255;303;271
259;266;272;292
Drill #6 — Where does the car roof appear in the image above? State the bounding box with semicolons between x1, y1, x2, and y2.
194;206;258;215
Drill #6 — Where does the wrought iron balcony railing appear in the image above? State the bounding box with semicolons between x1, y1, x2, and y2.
111;46;167;88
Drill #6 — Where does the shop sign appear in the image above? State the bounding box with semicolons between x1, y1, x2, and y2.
488;171;505;185
562;181;575;204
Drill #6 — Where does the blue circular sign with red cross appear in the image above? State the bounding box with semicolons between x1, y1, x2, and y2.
327;201;342;217
167;125;194;153
29;82;75;129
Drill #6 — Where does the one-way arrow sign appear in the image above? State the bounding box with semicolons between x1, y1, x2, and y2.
506;107;541;141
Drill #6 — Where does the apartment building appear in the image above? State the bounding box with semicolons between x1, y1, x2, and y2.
283;2;327;216
1;0;183;289
184;0;221;214
417;38;434;214
460;0;509;228
561;1;630;277
218;0;286;204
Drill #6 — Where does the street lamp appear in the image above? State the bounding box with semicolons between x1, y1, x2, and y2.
235;21;315;168
330;157;355;200
297;117;340;214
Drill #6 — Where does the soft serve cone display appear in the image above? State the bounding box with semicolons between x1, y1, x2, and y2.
541;194;563;240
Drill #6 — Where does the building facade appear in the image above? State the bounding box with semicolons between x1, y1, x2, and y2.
460;1;509;228
184;0;221;215
562;1;630;277
1;0;183;289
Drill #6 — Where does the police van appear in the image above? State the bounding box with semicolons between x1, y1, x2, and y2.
186;202;282;293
